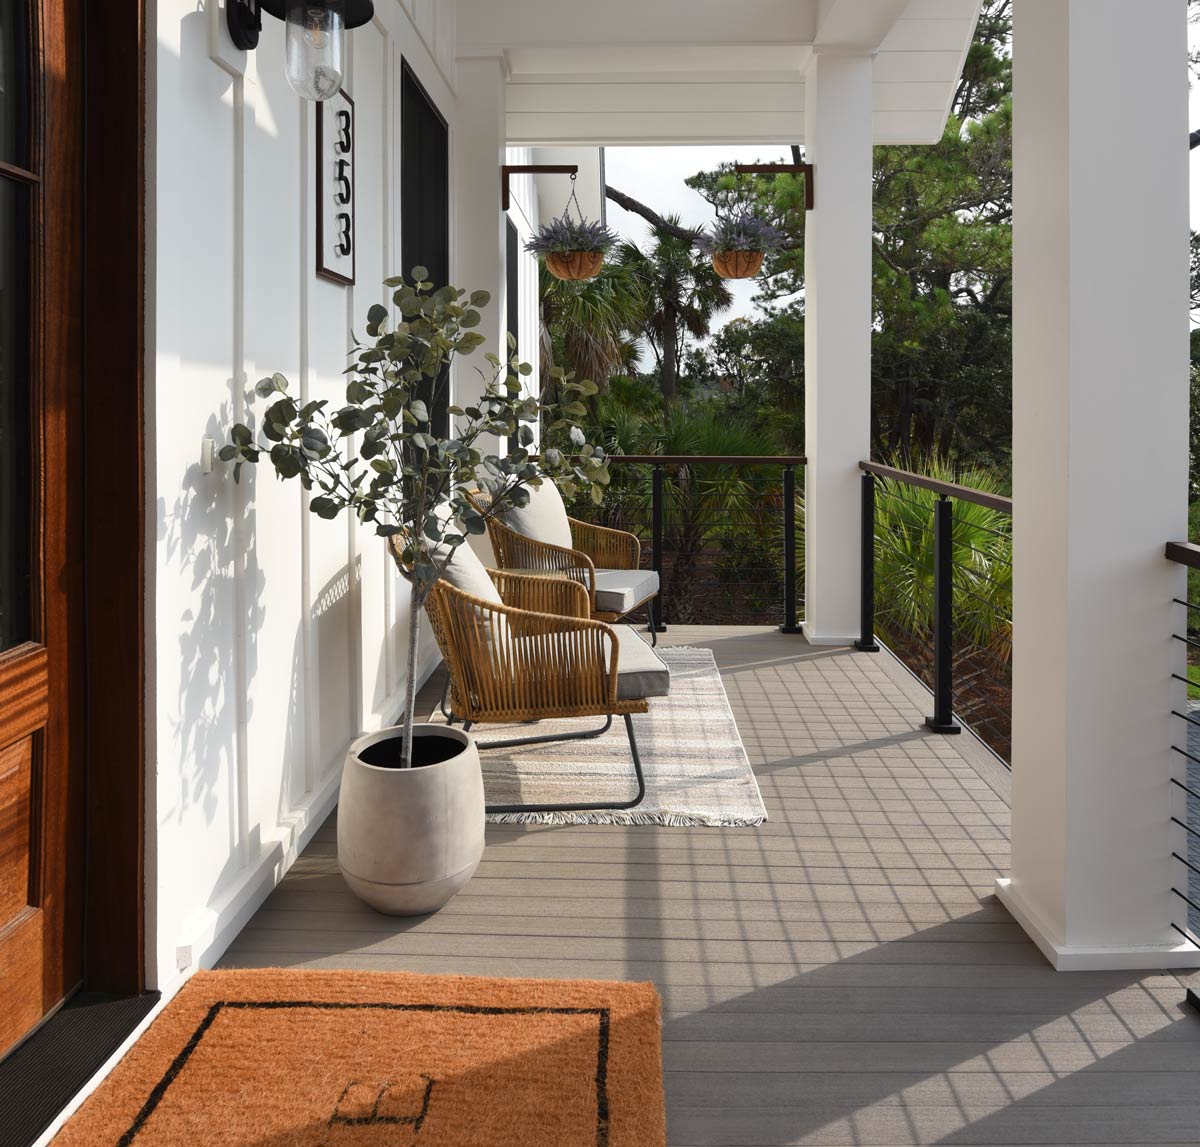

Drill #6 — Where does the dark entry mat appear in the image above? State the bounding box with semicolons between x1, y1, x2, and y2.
0;991;160;1147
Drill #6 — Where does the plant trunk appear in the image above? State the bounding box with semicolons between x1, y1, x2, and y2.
660;310;678;402
400;579;422;769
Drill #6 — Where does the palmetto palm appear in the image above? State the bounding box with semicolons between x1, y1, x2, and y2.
616;223;734;403
538;259;645;398
871;454;1012;659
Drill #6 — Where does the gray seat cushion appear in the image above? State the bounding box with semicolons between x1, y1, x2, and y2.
594;568;660;615
502;479;574;550
612;624;671;701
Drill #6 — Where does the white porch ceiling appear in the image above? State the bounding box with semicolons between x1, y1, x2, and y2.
455;0;982;147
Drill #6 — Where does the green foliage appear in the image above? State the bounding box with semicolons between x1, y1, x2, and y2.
682;0;1013;473
872;453;1012;658
538;258;645;394
613;223;734;402
685;314;804;452
220;271;609;601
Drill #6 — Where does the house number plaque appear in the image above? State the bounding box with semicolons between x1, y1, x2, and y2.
317;89;356;285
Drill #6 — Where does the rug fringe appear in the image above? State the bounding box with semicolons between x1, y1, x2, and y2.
487;811;767;827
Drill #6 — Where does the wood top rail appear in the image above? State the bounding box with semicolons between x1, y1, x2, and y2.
604;455;806;466
859;460;1014;515
1165;541;1200;569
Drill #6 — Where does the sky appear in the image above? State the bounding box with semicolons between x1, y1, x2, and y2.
603;145;792;331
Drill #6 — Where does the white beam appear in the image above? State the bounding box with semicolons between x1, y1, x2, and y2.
456;0;815;51
802;51;874;646
999;0;1197;970
815;0;909;52
452;55;508;416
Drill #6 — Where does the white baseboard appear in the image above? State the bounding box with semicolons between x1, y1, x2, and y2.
800;624;857;646
995;878;1200;971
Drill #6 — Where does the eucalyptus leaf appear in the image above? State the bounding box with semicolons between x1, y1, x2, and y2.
212;273;607;770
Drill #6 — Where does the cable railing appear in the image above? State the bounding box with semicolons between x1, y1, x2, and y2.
856;460;1014;761
1164;541;1200;1011
564;455;805;631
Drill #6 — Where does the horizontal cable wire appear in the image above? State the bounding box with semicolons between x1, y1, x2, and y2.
1171;816;1200;838
1173;851;1200;880
1171;776;1200;802
1171;885;1200;915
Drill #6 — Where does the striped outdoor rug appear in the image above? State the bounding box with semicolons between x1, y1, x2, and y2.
439;645;767;827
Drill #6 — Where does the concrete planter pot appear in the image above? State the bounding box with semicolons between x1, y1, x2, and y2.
338;723;485;915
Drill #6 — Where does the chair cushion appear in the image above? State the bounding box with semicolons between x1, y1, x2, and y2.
612;624;671;701
594;569;660;615
430;501;501;605
502;479;574;550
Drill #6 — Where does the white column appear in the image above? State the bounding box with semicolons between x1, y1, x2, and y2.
997;0;1196;970
802;51;873;645
452;54;507;412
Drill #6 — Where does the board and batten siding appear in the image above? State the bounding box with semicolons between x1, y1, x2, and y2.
150;0;461;992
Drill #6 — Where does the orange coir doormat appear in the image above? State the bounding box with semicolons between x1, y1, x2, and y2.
53;969;666;1147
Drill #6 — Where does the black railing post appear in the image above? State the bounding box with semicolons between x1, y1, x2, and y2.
651;464;666;633
781;464;802;634
854;472;880;652
926;495;961;734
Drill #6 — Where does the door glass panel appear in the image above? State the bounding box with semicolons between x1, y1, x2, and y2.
0;177;30;651
0;5;29;168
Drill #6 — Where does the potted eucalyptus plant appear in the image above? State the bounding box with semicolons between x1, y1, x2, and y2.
220;269;607;913
526;212;618;281
696;210;786;279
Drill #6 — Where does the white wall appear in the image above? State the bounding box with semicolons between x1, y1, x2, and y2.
532;147;604;226
150;0;458;992
505;147;543;417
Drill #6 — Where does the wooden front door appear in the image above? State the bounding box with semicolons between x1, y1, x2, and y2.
0;0;85;1058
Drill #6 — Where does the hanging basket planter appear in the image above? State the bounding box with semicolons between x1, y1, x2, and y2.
712;250;764;279
525;172;618;284
545;250;606;281
698;211;786;280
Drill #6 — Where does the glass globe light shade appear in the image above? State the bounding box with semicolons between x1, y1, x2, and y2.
285;1;345;101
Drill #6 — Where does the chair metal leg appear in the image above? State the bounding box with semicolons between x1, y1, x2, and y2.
483;713;646;815
474;715;612;751
440;680;456;725
645;596;659;646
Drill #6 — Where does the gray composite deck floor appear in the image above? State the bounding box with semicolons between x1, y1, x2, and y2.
221;627;1200;1146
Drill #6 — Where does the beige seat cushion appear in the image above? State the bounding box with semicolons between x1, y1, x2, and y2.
502;479;574;550
612;624;671;701
430;502;502;605
594;569;660;615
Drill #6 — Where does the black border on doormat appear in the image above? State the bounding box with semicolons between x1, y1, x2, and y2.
118;1000;612;1147
0;992;161;1147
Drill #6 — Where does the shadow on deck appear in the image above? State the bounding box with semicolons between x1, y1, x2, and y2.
221;627;1200;1146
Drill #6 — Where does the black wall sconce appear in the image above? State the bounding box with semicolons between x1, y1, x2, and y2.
227;0;376;101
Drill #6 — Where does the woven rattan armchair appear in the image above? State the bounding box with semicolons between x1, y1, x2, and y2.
391;538;668;814
467;487;661;644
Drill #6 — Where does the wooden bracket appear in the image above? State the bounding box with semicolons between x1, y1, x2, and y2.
501;164;579;212
734;163;815;211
